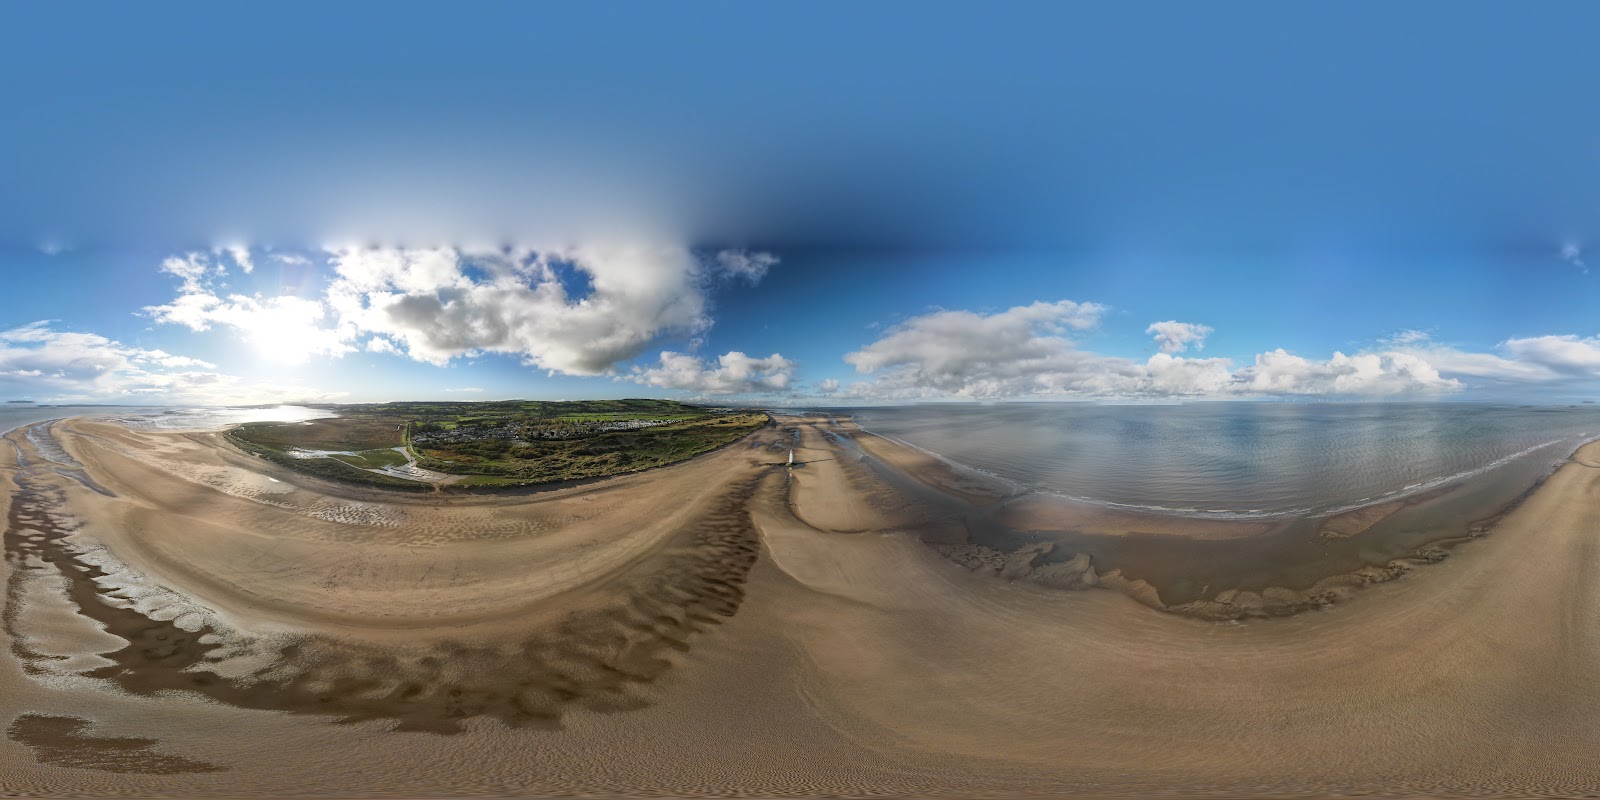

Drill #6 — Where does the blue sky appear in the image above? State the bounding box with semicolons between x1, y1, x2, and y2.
3;2;1600;405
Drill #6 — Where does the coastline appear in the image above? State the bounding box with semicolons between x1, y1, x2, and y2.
11;411;1585;621
842;413;1588;617
7;412;1600;794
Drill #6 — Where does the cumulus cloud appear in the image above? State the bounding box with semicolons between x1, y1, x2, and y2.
839;302;1463;400
327;244;726;374
365;336;400;354
0;321;339;404
817;378;840;395
159;252;215;292
1146;320;1212;353
147;243;766;376
631;350;796;395
713;249;779;283
1503;334;1600;375
843;301;1106;389
1231;349;1459;395
1374;333;1600;385
1401;347;1554;383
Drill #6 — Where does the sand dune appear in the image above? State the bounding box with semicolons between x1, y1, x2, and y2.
4;413;1600;796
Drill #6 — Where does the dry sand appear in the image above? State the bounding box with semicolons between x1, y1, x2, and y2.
3;413;1600;796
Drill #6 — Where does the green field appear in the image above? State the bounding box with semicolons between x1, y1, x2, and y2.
228;399;768;491
417;412;769;486
231;417;405;451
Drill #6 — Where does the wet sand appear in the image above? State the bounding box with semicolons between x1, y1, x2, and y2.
3;413;1600;796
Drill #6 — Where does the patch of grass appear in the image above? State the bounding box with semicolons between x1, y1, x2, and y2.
419;412;769;485
233;417;405;451
236;400;767;491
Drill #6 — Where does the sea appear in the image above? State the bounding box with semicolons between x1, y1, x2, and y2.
832;402;1600;604
0;404;331;436
849;402;1600;520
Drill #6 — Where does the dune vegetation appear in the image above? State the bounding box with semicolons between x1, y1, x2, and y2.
227;399;769;490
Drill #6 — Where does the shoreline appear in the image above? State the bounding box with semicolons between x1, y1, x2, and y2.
850;413;1579;524
14;411;1584;622
9;412;1600;794
829;415;1590;618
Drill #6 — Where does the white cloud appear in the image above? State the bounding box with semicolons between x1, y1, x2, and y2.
159;252;215;292
1503;334;1600;375
1562;242;1588;273
443;387;484;393
840;302;1463;400
1145;320;1212;353
272;252;312;266
713;249;779;283
1381;329;1432;346
1375;333;1600;385
145;288;354;364
140;349;217;369
365;336;400;354
1231;349;1459;395
1395;345;1558;383
1138;353;1237;394
0;322;339;405
843;301;1106;390
817;378;840;395
327;244;721;374
147;242;758;375
632;350;796;395
217;244;254;274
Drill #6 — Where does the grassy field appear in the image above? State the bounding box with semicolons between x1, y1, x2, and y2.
229;400;768;491
418;412;769;486
232;417;406;451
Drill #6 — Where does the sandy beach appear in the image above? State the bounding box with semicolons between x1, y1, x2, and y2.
4;412;1600;797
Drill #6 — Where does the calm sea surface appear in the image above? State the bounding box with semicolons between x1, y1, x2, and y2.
0;406;154;436
0;405;329;436
850;403;1600;518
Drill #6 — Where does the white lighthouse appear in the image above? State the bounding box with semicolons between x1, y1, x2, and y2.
787;449;795;466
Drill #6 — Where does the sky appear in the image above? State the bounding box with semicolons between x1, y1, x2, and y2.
4;1;1600;406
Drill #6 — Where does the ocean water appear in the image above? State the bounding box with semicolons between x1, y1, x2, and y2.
0;405;332;437
105;405;334;431
0;405;155;436
851;402;1600;518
